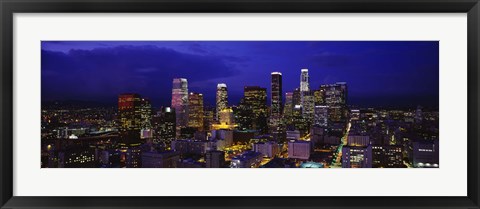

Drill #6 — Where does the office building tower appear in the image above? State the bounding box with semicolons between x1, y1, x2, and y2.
292;88;301;107
139;98;152;129
322;82;348;106
271;72;283;117
171;78;189;137
244;86;268;133
152;107;176;147
321;82;348;122
300;68;310;92
314;105;329;127
314;89;325;105
216;83;228;120
299;69;314;122
203;107;215;132
284;92;294;118
188;92;204;130
118;93;142;131
118;93;150;143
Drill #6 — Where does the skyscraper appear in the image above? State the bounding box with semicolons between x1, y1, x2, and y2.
283;92;293;118
299;69;314;122
300;68;310;92
188;92;204;130
171;78;189;137
314;105;329;127
152;107;176;147
118;93;142;132
271;72;283;117
321;82;348;122
244;86;268;133
118;93;152;143
139;98;152;130
216;83;228;120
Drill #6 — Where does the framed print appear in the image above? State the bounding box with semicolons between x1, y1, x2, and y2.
1;0;479;208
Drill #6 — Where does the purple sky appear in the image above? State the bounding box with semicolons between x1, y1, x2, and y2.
41;41;439;109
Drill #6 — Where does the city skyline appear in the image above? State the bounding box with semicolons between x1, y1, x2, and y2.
41;41;439;109
41;41;439;169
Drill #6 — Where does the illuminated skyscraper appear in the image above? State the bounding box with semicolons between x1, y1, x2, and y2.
188;92;204;130
244;86;268;133
299;69;314;122
216;83;228;120
271;72;283;117
171;78;189;137
314;89;325;105
283;92;293;118
139;98;152;129
152;107;176;147
203;106;215;132
118;93;142;132
118;93;152;143
322;82;347;106
292;88;301;107
321;82;348;122
314;105;329;127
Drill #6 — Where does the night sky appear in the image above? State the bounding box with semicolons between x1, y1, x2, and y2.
41;41;439;109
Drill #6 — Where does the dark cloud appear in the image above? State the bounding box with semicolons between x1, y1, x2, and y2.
309;52;353;68
41;45;240;106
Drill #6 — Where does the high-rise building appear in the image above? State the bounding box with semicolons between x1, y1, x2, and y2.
188;92;204;130
299;69;314;122
216;83;228;120
314;105;329;127
302;90;315;123
244;86;268;133
235;98;254;130
271;72;283;117
300;68;310;92
322;82;348;106
284;92;294;118
203;106;215;132
153;107;176;147
321;82;348;122
244;86;268;118
171;78;189;137
118;93;142;132
292;88;301;107
139;98;152;130
118;93;150;143
314;89;325;105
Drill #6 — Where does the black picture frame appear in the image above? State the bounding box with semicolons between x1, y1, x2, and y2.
1;0;479;208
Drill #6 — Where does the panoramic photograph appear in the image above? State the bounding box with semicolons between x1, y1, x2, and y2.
41;41;439;168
